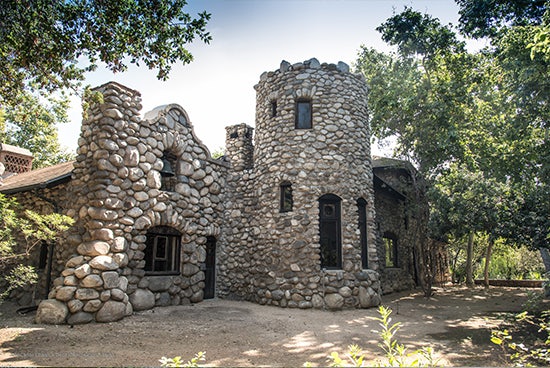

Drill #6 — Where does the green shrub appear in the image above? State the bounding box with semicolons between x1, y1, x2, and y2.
492;311;550;366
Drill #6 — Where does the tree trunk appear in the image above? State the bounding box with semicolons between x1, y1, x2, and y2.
483;236;494;288
539;248;550;273
466;232;475;287
539;248;550;297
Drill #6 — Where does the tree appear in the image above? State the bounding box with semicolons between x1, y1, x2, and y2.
0;193;73;299
456;0;547;39
0;0;211;106
0;91;73;168
357;6;548;285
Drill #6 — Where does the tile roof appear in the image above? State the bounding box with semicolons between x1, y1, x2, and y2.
0;161;74;194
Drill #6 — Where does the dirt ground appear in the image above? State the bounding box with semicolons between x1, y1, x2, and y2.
0;285;546;367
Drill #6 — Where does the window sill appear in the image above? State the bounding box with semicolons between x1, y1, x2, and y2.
144;272;181;276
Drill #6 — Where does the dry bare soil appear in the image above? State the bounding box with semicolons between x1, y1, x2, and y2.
0;286;546;367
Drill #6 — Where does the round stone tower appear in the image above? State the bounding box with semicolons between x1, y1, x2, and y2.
249;58;381;309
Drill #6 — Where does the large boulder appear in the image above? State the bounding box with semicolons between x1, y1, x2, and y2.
35;299;68;324
324;293;344;311
129;289;155;311
95;301;126;323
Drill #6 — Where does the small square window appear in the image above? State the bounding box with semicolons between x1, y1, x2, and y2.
295;100;312;129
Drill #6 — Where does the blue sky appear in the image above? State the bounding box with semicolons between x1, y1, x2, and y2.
60;0;470;155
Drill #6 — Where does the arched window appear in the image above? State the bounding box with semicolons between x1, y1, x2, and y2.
357;198;368;269
280;181;293;213
144;226;181;275
383;232;398;268
319;194;342;269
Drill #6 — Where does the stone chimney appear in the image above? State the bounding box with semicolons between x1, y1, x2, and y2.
0;143;33;178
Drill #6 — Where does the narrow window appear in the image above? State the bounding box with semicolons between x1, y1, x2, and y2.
280;182;293;212
160;152;177;192
295;100;312;129
144;226;181;275
319;194;342;269
384;234;398;268
271;101;277;117
204;236;216;299
357;198;368;269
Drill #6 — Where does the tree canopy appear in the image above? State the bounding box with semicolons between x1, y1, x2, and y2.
356;1;549;276
0;0;211;107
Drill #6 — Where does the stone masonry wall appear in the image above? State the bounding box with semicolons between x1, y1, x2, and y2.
221;59;382;309
36;82;226;324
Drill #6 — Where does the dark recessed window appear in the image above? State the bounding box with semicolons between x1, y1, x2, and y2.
357;198;368;269
295;100;312;129
160;152;177;192
383;234;398;268
230;132;238;139
271;101;277;117
144;226;181;275
38;243;49;270
280;182;293;213
319;194;342;269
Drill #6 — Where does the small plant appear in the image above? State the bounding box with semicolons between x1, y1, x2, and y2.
521;290;545;315
492;311;550;366
319;306;439;367
159;352;206;368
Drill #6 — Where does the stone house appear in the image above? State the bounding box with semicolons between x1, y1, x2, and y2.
0;59;440;324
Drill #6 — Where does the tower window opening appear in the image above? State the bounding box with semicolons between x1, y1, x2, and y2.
280;181;293;213
357;198;368;269
271;101;277;117
384;233;398;268
295;100;312;129
319;194;342;269
230;132;238;139
160;152;177;192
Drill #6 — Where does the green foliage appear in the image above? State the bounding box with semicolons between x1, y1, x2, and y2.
0;193;73;298
377;6;465;60
358;3;549;273
492;310;550;366
321;306;439;367
0;0;211;106
456;0;547;39
210;147;225;160
0;91;73;167
521;290;546;315
159;352;205;368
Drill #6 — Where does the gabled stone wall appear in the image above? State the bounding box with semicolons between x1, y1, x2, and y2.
36;82;227;324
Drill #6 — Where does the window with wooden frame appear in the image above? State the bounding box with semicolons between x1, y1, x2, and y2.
280;181;293;213
319;194;342;269
295;99;312;129
144;226;181;275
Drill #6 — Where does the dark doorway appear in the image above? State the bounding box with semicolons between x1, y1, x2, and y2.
204;236;216;299
319;194;342;269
